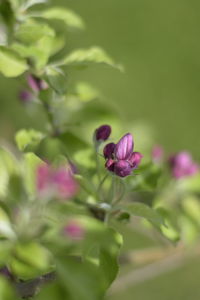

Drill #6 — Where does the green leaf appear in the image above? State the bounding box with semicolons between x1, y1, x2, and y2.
75;82;99;102
124;202;164;226
15;129;45;152
57;47;122;70
12;35;54;69
0;207;15;239
0;147;18;198
57;257;105;300
40;7;85;30
128;162;162;191
0;46;28;77
23;152;42;196
45;66;67;94
0;277;19;300
10;242;52;279
21;0;47;10
14;19;55;45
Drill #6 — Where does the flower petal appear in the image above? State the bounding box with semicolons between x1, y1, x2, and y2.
103;142;116;159
129;152;143;168
115;133;134;160
114;160;132;177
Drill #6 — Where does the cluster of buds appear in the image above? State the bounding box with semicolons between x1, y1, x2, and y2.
19;74;48;104
36;163;78;200
94;124;143;178
104;133;143;177
169;151;199;179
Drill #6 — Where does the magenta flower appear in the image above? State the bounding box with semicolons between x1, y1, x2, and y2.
36;163;78;199
95;125;111;142
169;151;199;179
152;145;164;163
104;133;143;177
64;220;85;240
27;74;48;92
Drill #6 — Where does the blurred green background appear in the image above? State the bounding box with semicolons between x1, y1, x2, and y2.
1;0;200;299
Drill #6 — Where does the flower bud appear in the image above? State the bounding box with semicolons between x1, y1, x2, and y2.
27;74;48;92
64;220;85;240
114;160;132;177
95;125;111;142
129;152;143;168
152;145;163;163
169;151;199;179
103;142;115;158
115;133;133;160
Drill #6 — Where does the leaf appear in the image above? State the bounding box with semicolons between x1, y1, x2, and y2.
15;129;45;152
0;277;19;300
12;35;54;69
124;202;164;226
14;19;55;45
10;242;52;279
57;257;105;300
23;152;43;196
128;162;162;191
40;7;85;30
0;46;28;77
0;207;15;239
75;82;99;102
45;66;67;94
21;0;47;10
57;47;122;70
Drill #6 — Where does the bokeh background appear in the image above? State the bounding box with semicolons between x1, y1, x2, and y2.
1;0;200;299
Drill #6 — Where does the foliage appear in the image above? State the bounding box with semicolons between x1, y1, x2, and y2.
0;0;200;299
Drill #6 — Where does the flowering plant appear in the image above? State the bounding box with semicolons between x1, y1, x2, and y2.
0;1;200;299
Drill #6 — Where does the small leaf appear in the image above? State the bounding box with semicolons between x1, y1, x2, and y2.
75;82;99;102
57;47;122;70
23;152;43;196
21;0;47;10
10;242;52;279
0;277;19;300
15;129;45;152
124;202;164;226
0;46;28;77
45;66;67;94
15;20;55;45
40;7;85;30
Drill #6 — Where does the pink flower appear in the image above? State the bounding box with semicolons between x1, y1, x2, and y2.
27;74;48;92
36;163;78;199
63;220;85;240
169;151;199;179
152;145;164;163
104;133;143;177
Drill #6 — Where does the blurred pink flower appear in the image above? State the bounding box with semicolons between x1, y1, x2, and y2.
152;145;164;163
169;151;199;179
64;220;85;240
36;163;78;199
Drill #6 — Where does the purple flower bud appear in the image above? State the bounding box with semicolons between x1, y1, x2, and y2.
114;160;132;177
19;90;33;103
115;133;134;160
27;74;48;92
105;158;115;172
103;143;116;159
95;125;111;141
169;151;199;179
129;152;143;168
152;145;164;163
